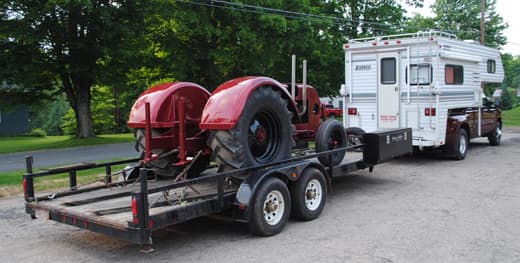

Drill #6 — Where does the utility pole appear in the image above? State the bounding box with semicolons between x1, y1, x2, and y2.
480;0;485;45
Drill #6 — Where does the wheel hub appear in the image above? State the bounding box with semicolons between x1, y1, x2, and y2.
263;190;284;225
304;179;322;211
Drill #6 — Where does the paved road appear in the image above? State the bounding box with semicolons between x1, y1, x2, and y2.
0;143;138;172
1;128;519;262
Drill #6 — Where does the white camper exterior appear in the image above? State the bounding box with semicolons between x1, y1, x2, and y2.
341;31;504;148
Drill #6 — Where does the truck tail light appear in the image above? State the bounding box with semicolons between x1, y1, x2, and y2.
131;196;139;225
348;108;357;115
425;108;436;116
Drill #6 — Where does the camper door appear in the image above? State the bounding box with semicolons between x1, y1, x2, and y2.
377;52;400;128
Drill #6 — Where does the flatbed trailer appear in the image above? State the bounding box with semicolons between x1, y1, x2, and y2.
23;128;412;249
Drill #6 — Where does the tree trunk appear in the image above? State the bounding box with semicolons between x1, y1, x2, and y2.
74;81;95;138
61;72;95;138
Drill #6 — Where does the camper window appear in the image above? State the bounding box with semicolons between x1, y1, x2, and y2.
487;59;496;73
381;58;396;84
445;64;463;85
406;64;432;85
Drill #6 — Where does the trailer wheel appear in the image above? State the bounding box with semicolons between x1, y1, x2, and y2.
451;128;468;160
208;87;294;171
290;167;327;221
315;119;347;166
249;177;291;236
488;121;502;146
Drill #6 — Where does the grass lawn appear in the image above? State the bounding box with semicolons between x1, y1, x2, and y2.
0;133;134;154
0;161;129;197
502;107;520;126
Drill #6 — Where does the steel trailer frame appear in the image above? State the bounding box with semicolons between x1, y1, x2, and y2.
23;128;411;249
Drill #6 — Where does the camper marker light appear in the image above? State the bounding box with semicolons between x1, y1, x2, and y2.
344;44;349;49
372;41;377;46
348;108;358;115
396;40;401;44
384;41;389;45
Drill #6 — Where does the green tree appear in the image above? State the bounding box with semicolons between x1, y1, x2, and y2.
433;0;507;48
0;1;145;138
62;86;115;135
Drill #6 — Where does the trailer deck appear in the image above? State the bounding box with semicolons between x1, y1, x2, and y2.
23;128;412;248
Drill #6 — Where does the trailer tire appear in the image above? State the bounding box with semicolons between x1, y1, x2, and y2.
488;121;502;146
451;128;468;160
290;167;327;221
208;87;294;171
315;119;347;166
248;177;291;236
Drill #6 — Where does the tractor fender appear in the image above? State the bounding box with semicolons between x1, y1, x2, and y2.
128;82;211;129
199;76;299;130
232;160;330;222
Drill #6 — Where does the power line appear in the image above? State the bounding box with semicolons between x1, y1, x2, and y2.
176;0;406;34
176;0;491;37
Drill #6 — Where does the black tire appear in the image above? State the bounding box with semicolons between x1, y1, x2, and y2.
290;167;327;221
345;127;365;151
488;121;502;146
315;119;347;166
208;87;294;171
135;128;181;177
451;128;468;160
248;177;291;236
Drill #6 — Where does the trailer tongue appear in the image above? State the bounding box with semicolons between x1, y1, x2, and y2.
23;128;411;248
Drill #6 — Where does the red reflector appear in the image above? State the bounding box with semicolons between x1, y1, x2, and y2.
425;108;436;116
131;197;138;216
348;108;357;115
396;40;401;44
149;220;155;228
344;44;349;48
384;41;389;45
239;203;246;210
133;217;140;225
372;42;377;46
22;178;27;196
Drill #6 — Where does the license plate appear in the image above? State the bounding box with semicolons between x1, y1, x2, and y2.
35;209;49;220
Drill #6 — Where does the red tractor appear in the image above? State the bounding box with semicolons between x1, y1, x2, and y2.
127;57;347;177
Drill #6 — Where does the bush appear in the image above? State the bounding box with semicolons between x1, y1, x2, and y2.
30;128;47;137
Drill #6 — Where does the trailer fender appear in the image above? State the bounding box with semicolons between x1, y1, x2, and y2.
200;76;299;130
232;161;330;222
127;82;211;129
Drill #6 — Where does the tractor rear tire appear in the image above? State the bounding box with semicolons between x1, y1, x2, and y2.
134;128;181;177
208;87;294;171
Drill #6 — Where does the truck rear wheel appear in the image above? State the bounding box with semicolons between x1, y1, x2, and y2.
248;177;291;236
315;119;347;166
290;167;327;221
451;128;468;160
488;121;502;146
208;87;294;171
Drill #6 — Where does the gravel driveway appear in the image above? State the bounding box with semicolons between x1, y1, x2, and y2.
1;128;519;262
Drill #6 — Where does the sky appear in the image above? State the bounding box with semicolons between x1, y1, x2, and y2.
404;0;520;55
